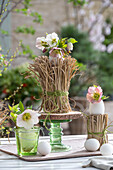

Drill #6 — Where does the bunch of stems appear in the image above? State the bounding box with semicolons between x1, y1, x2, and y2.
28;56;78;113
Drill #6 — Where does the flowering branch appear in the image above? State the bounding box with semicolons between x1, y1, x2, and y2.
0;41;22;76
88;1;112;33
0;0;5;16
0;0;24;27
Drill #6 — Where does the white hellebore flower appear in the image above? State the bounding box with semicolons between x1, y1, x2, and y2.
67;42;73;51
17;109;40;130
36;37;47;50
46;32;59;47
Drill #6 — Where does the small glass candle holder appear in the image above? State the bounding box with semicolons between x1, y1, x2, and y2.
14;126;40;156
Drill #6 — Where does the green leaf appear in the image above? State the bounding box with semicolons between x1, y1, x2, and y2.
68;38;78;44
30;12;43;24
101;95;109;100
10;112;17;123
16;111;22;115
6;131;10;135
8;105;12;111
15;25;36;35
13;104;19;111
19;101;24;112
1;29;9;35
93;85;98;88
77;62;86;71
68;0;86;6
27;105;32;109
9;104;19;112
21;43;35;59
14;8;28;15
14;9;21;13
62;38;67;41
23;0;32;9
63;44;67;48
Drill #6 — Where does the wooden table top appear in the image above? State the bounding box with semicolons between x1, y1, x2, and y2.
0;135;113;170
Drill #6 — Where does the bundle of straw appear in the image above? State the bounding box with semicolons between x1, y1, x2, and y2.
28;56;78;113
87;114;108;146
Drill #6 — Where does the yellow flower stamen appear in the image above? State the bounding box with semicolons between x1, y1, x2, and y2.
52;38;56;44
22;113;31;121
93;93;100;101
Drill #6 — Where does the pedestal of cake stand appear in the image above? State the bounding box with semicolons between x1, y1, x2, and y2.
39;111;82;153
49;119;71;152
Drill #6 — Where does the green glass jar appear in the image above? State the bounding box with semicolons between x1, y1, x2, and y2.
14;126;40;156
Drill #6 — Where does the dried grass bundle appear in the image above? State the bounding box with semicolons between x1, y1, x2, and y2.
87;114;108;146
28;56;78;113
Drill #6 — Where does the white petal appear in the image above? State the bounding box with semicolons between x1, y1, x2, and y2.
51;32;59;39
33;118;39;125
31;113;39;124
23;119;34;130
46;34;52;40
17;119;25;127
16;114;23;127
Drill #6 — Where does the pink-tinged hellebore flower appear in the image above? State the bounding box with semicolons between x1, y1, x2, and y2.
67;42;73;51
17;109;40;130
49;47;63;62
46;32;59;47
86;85;103;104
43;48;47;53
36;37;47;50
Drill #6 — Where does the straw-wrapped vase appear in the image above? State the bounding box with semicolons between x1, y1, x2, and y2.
28;56;78;113
87;114;108;146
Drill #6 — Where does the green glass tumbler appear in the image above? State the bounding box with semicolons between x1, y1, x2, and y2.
14;126;40;156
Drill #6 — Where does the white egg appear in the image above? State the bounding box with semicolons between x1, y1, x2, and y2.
84;138;100;151
89;100;105;115
38;141;51;156
100;143;113;156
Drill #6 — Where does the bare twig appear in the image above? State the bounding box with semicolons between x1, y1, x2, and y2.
0;0;24;27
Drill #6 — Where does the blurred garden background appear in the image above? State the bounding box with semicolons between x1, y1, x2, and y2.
0;0;113;136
